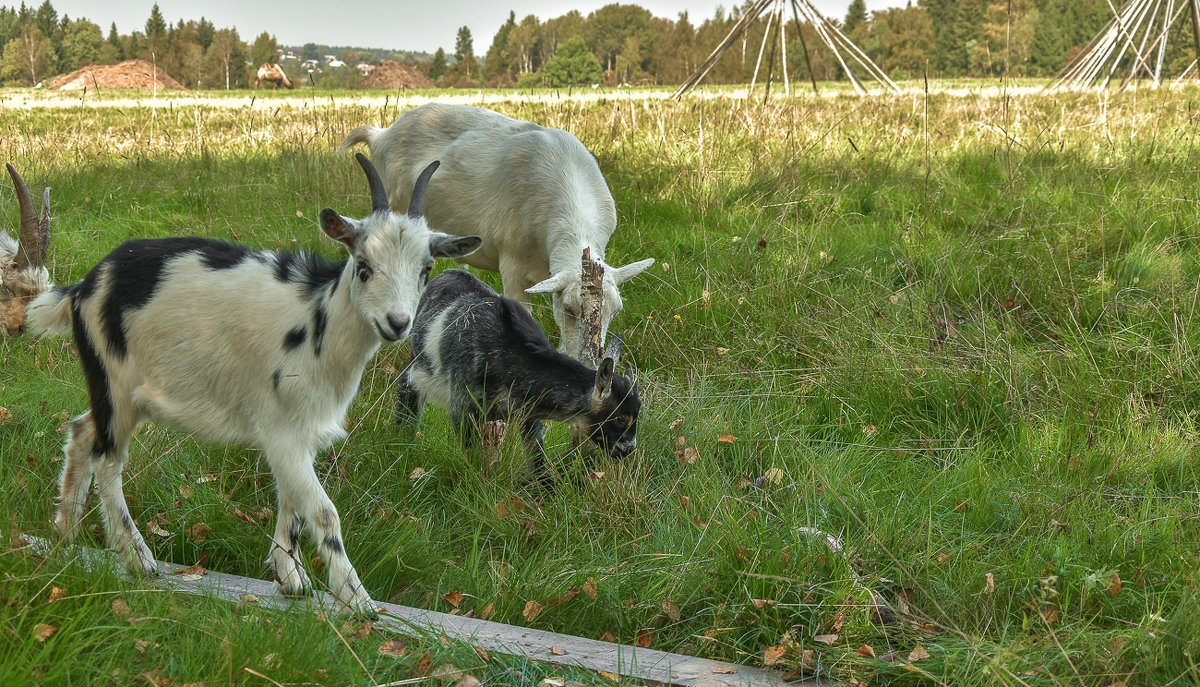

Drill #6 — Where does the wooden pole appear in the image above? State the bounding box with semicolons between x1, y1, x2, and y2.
579;247;604;368
1191;0;1200;77
790;0;819;94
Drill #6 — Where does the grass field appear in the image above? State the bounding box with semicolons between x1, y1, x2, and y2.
2;81;1199;686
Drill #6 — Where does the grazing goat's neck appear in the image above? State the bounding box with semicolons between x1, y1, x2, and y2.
514;346;596;422
547;212;608;275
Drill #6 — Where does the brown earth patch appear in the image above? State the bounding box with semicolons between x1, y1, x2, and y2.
48;60;184;91
354;61;434;90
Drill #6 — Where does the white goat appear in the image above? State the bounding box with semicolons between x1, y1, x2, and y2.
340;103;655;364
28;154;481;613
1;163;52;337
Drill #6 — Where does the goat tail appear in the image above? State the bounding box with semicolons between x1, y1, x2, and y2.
338;125;380;154
27;285;74;337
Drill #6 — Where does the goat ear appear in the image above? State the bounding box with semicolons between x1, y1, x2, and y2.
526;271;570;295
593;356;615;404
612;257;655;285
623;360;635;386
602;332;624;365
319;208;358;249
429;232;481;259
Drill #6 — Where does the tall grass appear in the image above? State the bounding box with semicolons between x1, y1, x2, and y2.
2;83;1199;685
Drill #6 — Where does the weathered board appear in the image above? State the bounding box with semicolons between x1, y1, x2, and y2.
20;536;819;687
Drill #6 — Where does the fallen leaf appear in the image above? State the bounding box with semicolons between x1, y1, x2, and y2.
954;501;970;512
0;407;11;424
494;502;510;518
254;507;274;522
480;602;494;621
196;474;217;484
583;577;598;599
896;588;915;614
409;467;427;480
523;600;544;622
984;572;995;594
34;623;57;642
635;629;651;648
588;471;605;481
378;640;407;657
813;634;838;646
174;563;207;576
186;523;212;543
712;667;736;674
113;599;132;618
548;646;567;656
680;447;699;465
1108;573;1122;596
442;591;464;608
456;676;481;687
232;508;258;526
862;424;877;436
880;651;899;662
1002;297;1016;310
599;631;617;643
509;496;526;513
595;669;620;682
935;553;950;564
661;600;681;622
764;645;786;666
856;644;876;658
239;594;259;604
751;598;776;609
907;643;931;662
430;664;463;682
763;467;784;485
717;433;737;444
147;520;172;537
179;484;195;499
1040;605;1060;623
677;435;687;447
473;645;490;662
416;653;432;676
668;419;685;430
348;621;374;639
48;586;68;603
539;679;566;687
181;574;203;582
716;347;729;355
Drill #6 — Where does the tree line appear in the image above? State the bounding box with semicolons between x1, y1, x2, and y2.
2;0;1197;89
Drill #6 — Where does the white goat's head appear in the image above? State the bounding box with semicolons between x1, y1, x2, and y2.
319;153;480;343
526;252;654;364
1;164;52;337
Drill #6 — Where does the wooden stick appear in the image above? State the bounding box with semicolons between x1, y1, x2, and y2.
1191;0;1200;77
790;0;819;94
579;247;605;368
18;535;806;687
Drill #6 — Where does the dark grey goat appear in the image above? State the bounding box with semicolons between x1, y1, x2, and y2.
395;269;640;468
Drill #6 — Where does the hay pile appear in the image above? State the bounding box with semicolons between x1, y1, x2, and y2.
48;60;184;91
354;61;433;90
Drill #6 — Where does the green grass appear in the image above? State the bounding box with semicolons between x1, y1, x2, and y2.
2;83;1200;686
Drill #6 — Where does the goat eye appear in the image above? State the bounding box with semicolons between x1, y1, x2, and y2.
421;265;432;285
356;262;373;283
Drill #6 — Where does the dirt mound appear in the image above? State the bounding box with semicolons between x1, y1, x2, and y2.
48;60;184;91
354;61;433;90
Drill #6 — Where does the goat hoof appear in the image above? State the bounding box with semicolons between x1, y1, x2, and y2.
126;543;160;577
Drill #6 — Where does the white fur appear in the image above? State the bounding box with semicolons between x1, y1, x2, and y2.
341;104;655;362
29;205;478;614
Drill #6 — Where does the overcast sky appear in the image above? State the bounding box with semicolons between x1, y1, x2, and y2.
49;1;902;54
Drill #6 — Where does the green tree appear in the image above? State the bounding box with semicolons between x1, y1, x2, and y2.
2;24;55;85
844;0;868;36
541;10;585;60
506;14;541;74
59;17;102;72
300;42;319;61
426;46;446;82
142;2;167;61
205;27;243;89
585;3;655;72
249;31;277;66
542;35;601;86
483;10;516;81
451;26;477;84
97;22;121;64
196;17;214;50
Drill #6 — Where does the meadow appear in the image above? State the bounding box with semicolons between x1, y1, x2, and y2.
1;81;1199;686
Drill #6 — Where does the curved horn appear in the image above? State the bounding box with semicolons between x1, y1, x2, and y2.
354;152;390;214
6;163;41;269
407;160;440;219
38;186;51;264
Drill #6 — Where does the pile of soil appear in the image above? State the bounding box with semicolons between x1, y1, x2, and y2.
48;60;184;91
354;60;434;90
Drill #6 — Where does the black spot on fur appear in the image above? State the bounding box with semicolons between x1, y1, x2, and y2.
272;368;282;391
71;300;114;454
322;535;343;555
312;305;328;356
283;326;306;351
288;518;301;549
88;238;252;358
274;252;345;300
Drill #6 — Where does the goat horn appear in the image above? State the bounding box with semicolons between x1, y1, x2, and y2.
354;153;390;214
6;163;41;269
407;160;440;219
39;186;51;264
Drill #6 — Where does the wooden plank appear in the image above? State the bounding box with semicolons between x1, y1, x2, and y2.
20;536;816;687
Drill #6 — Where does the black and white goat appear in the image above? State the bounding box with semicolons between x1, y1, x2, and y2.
395;269;640;472
340;103;655;364
1;163;52;337
28;154;481;613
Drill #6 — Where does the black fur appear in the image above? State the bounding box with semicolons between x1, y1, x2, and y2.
274;251;345;300
71;299;114;453
311;305;328;356
323;535;343;554
272;368;282;391
396;269;640;461
288;518;301;550
283;326;306;351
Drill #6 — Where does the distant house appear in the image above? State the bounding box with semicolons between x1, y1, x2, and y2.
324;55;336;63
281;50;298;61
328;59;346;68
357;63;375;75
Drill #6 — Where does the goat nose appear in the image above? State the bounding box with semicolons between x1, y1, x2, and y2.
386;313;411;338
